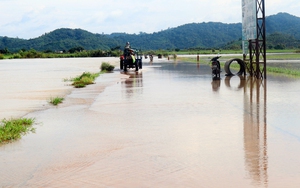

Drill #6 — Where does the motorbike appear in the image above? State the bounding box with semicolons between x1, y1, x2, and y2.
210;56;221;79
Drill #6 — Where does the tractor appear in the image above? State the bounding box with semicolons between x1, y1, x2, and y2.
120;48;142;72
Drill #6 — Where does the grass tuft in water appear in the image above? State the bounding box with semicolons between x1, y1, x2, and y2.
71;72;100;88
65;62;114;88
0;118;35;143
100;62;115;72
49;97;64;105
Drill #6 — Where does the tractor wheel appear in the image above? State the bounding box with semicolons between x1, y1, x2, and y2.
139;59;142;69
124;60;127;72
135;61;139;72
120;60;123;70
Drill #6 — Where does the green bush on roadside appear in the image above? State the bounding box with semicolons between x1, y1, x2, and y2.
0;118;35;143
19;49;43;58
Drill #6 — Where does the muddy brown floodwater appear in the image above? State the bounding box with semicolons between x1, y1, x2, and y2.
1;57;300;187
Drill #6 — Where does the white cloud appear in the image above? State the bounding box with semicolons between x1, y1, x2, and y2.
0;0;299;39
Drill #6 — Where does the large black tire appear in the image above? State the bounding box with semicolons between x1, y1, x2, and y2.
139;59;142;69
124;60;127;72
135;61;139;71
120;60;123;70
224;58;246;76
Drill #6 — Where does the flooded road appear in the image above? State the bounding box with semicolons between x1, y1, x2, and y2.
1;58;300;187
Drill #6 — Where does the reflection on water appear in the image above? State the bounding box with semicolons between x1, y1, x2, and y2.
243;78;268;187
212;75;246;92
121;71;143;98
211;79;221;92
214;74;269;186
224;75;247;91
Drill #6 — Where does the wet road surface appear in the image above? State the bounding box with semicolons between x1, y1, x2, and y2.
1;58;300;187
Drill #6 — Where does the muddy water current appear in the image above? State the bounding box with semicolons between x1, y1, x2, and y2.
1;58;300;187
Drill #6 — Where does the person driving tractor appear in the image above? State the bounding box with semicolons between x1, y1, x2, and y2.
124;42;133;56
123;42;135;63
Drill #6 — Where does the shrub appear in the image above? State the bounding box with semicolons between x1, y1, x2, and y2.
72;72;100;88
12;53;22;59
90;50;106;57
110;50;122;57
100;62;115;72
19;49;43;58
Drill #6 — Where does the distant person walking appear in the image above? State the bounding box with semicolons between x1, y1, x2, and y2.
149;54;153;62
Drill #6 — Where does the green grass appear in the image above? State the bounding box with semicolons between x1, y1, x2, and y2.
66;62;114;88
265;53;300;60
0;118;35;144
71;72;101;88
265;66;300;77
266;49;300;53
49;97;64;105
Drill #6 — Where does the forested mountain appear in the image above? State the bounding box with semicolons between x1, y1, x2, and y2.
266;12;300;39
0;29;120;52
1;12;300;52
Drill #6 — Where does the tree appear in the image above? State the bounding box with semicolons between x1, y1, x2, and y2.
0;48;10;54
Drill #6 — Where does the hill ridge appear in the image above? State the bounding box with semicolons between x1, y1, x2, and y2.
1;12;299;52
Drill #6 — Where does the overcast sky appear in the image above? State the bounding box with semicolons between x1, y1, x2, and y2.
1;0;299;39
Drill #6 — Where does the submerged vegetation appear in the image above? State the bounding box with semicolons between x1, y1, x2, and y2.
0;118;35;144
49;97;64;105
66;62;115;88
100;62;115;72
71;72;100;88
